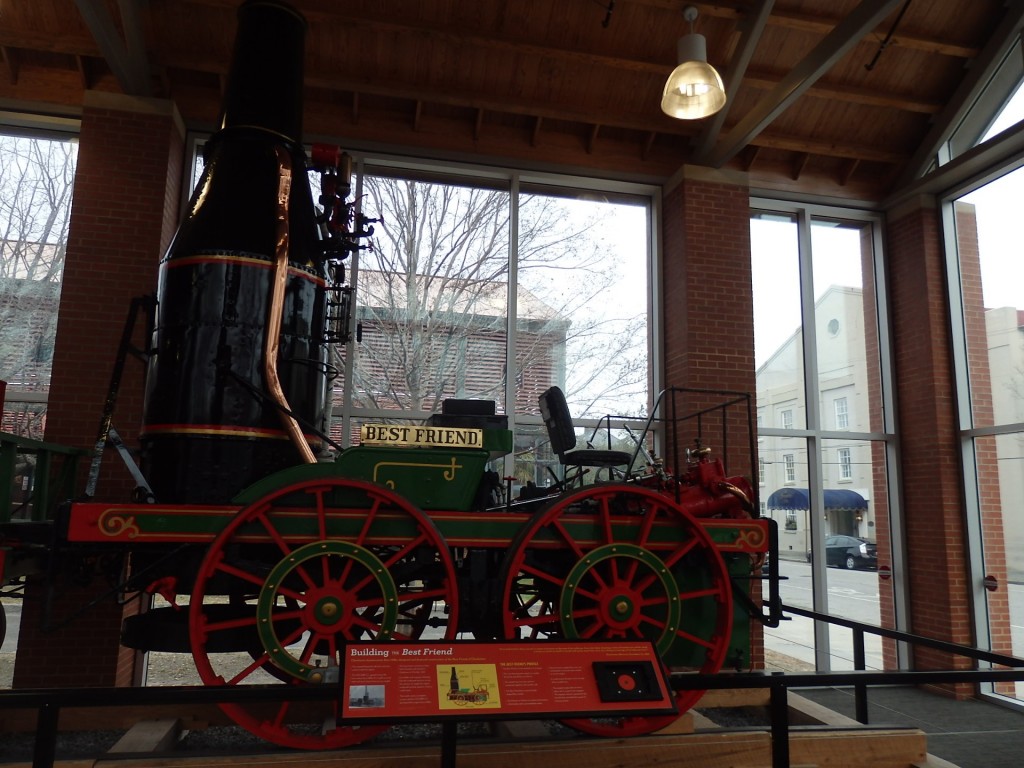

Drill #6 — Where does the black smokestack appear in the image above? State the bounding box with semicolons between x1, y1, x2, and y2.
140;0;328;504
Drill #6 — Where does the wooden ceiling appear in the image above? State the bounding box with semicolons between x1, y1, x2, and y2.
1;0;1022;203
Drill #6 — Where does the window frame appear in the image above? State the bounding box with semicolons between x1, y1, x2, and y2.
834;397;849;430
0;117;81;437
752;199;904;671
336;153;661;483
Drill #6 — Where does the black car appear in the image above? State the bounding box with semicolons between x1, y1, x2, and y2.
818;535;877;570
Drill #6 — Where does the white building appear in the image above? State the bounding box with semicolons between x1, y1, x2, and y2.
756;285;876;559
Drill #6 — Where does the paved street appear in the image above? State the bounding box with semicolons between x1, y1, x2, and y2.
1;599;19;654
766;559;1024;674
765;558;884;670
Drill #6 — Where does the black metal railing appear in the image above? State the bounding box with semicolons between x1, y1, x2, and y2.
5;606;1024;768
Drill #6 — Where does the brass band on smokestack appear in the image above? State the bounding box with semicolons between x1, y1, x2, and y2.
140;0;328;504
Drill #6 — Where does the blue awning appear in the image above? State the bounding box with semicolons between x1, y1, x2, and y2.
765;487;867;512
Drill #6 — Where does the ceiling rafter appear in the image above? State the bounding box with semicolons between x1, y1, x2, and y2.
73;0;152;96
631;0;981;58
741;72;942;114
749;132;903;164
698;0;910;168
0;46;17;85
176;48;915;162
0;0;1006;202
693;0;776;158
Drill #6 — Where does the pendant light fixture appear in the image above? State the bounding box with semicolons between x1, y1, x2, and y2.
660;5;726;120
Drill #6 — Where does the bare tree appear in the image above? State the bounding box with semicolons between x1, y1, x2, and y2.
0;134;77;437
343;175;647;419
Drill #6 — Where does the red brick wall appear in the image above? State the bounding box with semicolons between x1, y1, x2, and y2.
13;93;184;688
663;172;756;477
886;201;973;693
662;170;761;667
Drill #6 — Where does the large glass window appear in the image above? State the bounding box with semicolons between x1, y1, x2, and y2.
326;160;655;490
947;162;1024;705
0;129;78;438
753;204;897;672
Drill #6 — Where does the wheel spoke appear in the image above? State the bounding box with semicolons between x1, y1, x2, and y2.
599;495;614;544
520;562;566;588
314;487;329;540
667;622;717;650
638;594;669;608
276;622;308;649
514;612;559;628
579;618;605;639
659;536;699;571
253;508;293;558
271;701;291;730
214;559;268;589
380;532;430;569
678;586;724;601
356;498;384;545
634;499;660;546
551;518;587;560
202;613;259;634
226;654;273;685
400;586;448;602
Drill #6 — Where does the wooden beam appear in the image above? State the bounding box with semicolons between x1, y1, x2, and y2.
635;0;981;59
531;115;543;147
839;158;861;186
791;151;810;180
693;0;776;158
701;0;909;167
74;54;90;90
587;124;600;154
412;99;423;131
742;72;942;114
742;144;761;171
0;46;17;85
642;131;657;160
474;107;484;141
751;132;903;164
73;0;152;95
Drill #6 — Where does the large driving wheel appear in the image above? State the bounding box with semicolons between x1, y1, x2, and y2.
500;484;733;737
189;476;458;750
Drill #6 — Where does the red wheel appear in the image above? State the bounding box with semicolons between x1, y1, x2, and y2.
500;484;732;737
188;476;458;750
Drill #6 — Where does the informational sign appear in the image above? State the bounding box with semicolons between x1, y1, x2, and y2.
341;640;675;721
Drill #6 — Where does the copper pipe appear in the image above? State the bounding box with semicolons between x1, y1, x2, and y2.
265;146;316;464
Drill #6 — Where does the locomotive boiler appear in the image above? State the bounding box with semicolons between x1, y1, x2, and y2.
2;0;780;752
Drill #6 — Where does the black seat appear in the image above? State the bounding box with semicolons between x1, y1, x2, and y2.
538;386;631;485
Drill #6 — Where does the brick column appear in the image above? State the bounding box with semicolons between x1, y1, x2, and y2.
13;92;183;688
661;167;761;666
662;167;755;470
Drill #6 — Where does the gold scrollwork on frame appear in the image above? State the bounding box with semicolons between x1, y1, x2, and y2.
97;509;141;539
373;457;464;487
736;525;767;550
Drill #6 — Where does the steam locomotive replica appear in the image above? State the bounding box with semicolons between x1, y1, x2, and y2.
0;0;780;751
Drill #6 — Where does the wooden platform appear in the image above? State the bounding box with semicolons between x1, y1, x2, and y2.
1;689;951;768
